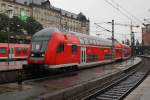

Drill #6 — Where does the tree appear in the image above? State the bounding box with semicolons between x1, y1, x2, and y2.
122;40;125;44
25;17;43;35
9;16;24;34
0;13;9;33
125;39;130;45
136;40;140;46
0;15;43;35
141;40;144;46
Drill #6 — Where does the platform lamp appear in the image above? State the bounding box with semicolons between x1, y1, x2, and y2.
6;9;13;66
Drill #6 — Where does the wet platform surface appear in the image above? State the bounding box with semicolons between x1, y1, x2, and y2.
0;61;26;71
0;57;141;100
125;56;150;100
125;75;150;100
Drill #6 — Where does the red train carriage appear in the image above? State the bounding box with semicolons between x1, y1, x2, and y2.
0;43;30;61
26;28;131;70
114;43;123;60
122;44;131;59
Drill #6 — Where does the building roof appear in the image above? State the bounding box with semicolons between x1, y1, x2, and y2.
61;9;78;19
15;0;44;5
10;0;89;21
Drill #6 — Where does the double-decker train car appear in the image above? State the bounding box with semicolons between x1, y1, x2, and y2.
0;43;30;61
122;44;131;59
26;28;131;70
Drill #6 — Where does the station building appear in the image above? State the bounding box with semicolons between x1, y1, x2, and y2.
142;24;150;46
0;0;90;43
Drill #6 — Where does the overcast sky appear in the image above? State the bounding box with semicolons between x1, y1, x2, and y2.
50;0;150;43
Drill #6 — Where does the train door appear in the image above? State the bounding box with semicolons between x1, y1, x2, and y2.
80;47;86;64
9;47;14;59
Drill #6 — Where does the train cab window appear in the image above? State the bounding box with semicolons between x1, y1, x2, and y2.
0;47;6;54
57;43;64;53
72;45;77;54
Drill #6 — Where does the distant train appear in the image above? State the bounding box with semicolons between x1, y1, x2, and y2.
25;28;131;70
0;43;30;61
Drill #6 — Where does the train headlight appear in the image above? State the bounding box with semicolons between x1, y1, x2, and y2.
42;54;45;57
31;54;34;57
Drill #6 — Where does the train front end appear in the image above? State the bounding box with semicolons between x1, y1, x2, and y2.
27;28;58;66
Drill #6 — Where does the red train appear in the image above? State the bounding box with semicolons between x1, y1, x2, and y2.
26;28;131;70
0;43;30;61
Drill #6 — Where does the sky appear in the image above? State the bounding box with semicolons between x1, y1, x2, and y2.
50;0;150;43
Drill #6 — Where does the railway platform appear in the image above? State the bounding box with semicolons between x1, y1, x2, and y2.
125;75;150;100
0;57;141;100
125;56;150;100
0;61;26;71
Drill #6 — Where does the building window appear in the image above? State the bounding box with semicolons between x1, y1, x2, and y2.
65;13;67;16
14;7;18;15
1;3;6;12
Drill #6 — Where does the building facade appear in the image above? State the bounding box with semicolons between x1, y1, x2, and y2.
0;0;90;35
142;24;150;46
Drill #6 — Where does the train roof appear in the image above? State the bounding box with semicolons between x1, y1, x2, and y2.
33;28;119;47
68;31;113;46
0;43;29;48
33;28;60;37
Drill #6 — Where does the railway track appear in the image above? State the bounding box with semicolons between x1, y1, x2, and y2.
78;58;150;100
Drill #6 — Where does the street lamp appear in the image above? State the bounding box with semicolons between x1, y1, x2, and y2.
6;9;13;65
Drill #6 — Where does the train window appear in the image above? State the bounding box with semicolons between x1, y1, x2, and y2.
32;35;49;52
72;45;77;54
87;54;98;62
0;47;6;54
23;48;27;53
89;39;93;44
105;54;112;59
99;40;101;45
94;40;96;45
91;40;94;44
83;38;89;44
79;38;85;44
57;43;64;53
96;40;99;45
16;48;22;53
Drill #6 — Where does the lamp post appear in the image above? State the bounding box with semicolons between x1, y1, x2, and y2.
112;20;114;62
6;9;13;65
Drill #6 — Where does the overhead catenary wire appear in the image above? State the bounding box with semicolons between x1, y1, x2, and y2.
104;0;132;21
110;0;143;24
94;23;112;33
104;0;143;25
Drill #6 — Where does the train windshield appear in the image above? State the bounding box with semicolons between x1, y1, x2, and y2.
31;28;59;53
31;36;50;53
